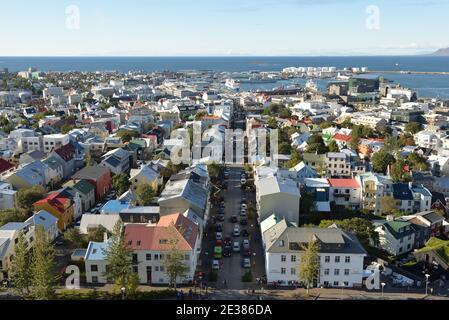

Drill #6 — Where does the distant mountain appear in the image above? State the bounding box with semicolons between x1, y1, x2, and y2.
429;47;449;56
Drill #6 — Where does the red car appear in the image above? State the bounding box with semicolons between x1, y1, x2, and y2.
215;239;223;247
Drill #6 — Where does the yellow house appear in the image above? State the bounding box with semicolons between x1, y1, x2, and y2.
129;165;161;193
33;192;74;232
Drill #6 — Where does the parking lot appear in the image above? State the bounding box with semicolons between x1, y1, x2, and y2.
198;165;265;290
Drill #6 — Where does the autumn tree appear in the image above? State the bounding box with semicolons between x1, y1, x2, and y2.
298;238;320;295
162;224;188;289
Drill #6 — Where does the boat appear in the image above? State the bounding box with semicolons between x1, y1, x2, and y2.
225;78;240;90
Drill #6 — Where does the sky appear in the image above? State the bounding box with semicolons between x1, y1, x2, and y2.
0;0;448;56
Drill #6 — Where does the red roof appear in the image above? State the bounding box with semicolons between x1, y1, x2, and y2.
328;178;360;188
54;143;76;162
124;214;198;251
0;158;14;174
333;133;351;142
35;192;71;214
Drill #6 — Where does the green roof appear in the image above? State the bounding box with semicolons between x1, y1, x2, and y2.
416;237;449;264
72;179;95;195
386;220;411;233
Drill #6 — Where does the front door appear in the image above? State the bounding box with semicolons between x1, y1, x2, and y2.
146;266;152;284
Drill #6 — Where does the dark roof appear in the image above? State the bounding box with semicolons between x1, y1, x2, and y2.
420;211;444;224
104;156;121;168
431;191;447;206
0;158;14;174
54;143;76;162
72;179;95;195
393;183;413;201
72;165;111;181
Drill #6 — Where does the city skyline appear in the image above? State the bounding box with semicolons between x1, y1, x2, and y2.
0;0;448;56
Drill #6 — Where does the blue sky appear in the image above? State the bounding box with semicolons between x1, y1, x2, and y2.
0;0;448;56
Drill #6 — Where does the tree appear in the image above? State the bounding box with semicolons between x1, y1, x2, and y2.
391;158;411;183
194;111;208;121
405;122;422;134
103;221;133;295
0;209;23;228
88;226;109;243
16;186;46;213
162;224;188;289
135;183;155;206
319;218;379;247
267;117;278;129
31;226;56;300
9;232;31;298
298;238;320;295
380;196;398;216
349;135;360;151
283;148;302;169
328;140;339;153
320;121;333;130
117;130;140;143
61;125;75;134
279;142;292;155
207;163;221;180
371;149;395;174
64;228;84;248
112;173;131;196
408;153;428;171
306;143;328;155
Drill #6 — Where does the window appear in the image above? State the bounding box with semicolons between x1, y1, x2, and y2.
132;266;138;273
344;269;350;276
281;268;286;275
324;269;330;276
155;266;159;271
333;281;339;287
154;255;159;260
146;254;152;261
160;266;164;272
335;256;340;263
291;268;296;275
291;255;297;262
281;255;286;262
184;254;190;261
344;281;349;287
324;256;330;263
345;256;350;263
334;269;340;276
91;265;98;272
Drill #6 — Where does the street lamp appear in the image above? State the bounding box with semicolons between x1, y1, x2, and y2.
381;282;386;300
120;287;126;301
425;274;430;296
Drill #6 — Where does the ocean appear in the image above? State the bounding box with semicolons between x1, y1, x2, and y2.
1;56;449;98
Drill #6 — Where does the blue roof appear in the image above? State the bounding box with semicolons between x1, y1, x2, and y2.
412;186;432;197
0;222;28;231
85;241;110;261
25;210;58;231
100;200;130;214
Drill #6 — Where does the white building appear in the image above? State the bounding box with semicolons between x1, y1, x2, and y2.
43;134;70;153
325;152;351;177
0;182;17;211
262;217;366;288
373;219;415;256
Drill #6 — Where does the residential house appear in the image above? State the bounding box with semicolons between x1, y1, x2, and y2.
398;211;446;247
72;165;112;201
0;158;15;180
289;162;317;184
5;160;48;190
64;179;96;212
0;223;35;281
328;178;361;210
43;133;70;153
100;148;131;175
303;153;326;173
0;182;16;211
326;152;351;178
25;210;59;242
357;173;393;215
79;214;121;235
33;191;75;232
256;176;301;225
129;164;162;193
42;156;64;188
304;178;331;212
373;219;415;256
414;238;449;271
262;220;366;288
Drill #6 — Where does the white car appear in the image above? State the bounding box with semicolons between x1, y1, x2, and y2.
212;260;220;270
233;241;241;252
216;232;223;240
233;225;240;237
241;178;247;184
241;203;247;210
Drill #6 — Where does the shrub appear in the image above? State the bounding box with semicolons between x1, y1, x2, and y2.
242;271;253;282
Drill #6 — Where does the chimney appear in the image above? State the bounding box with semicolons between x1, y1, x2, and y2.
386;215;394;222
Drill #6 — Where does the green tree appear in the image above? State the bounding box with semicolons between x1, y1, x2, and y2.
136;183;155;206
306;143;328;155
0;209;23;227
31;226;57;300
328;140;340;153
371;149;395;174
88;226;109;243
103;221;133;296
61;125;75;134
407;153;428;171
391;158;411;183
279;142;292;155
380;196;398;216
64;228;84;248
267;117;278;129
162;224;188;289
16;186;46;214
9;232;31;298
320;121;333;130
405;122;422;134
298;238;320;295
207;162;221;180
117;130;140;143
319;218;379;247
194;111;208;121
112;173;131;196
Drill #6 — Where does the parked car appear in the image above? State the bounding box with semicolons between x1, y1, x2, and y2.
216;224;223;232
212;260;220;270
214;246;223;259
224;235;232;247
241;203;247;210
231;215;238;223
241;178;247;185
240;209;247;217
215;239;223;247
242;258;251;268
242;229;250;237
243;239;250;250
217;214;225;222
240;218;248;226
233;225;240;237
223;247;232;257
233;241;241;252
216;232;223;240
